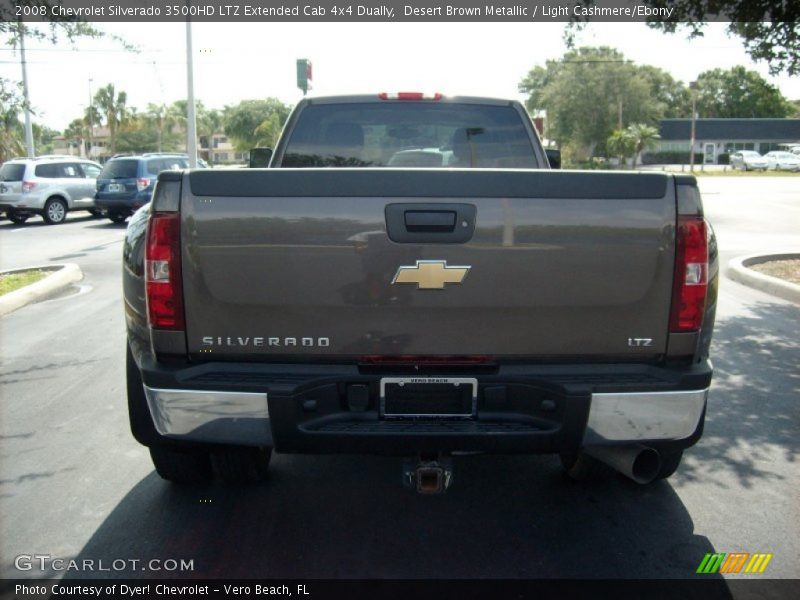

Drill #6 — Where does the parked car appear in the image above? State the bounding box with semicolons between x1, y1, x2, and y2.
387;148;455;167
0;155;102;224
94;153;192;223
729;151;768;171
763;151;800;172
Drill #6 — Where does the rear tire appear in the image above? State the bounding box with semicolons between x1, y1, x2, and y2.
7;211;29;224
560;451;614;482
108;211;128;224
88;209;103;218
150;446;213;484
43;197;67;225
211;446;272;483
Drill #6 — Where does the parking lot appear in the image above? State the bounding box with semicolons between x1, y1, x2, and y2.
0;176;798;582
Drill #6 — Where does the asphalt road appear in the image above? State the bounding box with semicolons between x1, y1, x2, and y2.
0;178;798;586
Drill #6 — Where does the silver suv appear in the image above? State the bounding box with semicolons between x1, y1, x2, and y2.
0;155;103;225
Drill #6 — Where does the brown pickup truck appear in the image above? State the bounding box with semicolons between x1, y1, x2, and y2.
123;94;717;492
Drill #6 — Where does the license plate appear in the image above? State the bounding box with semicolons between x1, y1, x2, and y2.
107;183;124;192
380;377;478;418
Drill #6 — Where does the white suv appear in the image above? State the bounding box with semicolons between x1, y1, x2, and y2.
0;156;103;225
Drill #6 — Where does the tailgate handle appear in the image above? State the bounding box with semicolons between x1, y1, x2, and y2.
404;210;456;232
385;203;476;244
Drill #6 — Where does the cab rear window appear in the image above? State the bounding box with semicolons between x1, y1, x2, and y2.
280;102;538;168
0;163;25;181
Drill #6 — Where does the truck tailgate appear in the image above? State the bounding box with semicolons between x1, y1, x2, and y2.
181;169;676;360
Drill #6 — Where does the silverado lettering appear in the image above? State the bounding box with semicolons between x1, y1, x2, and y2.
201;336;330;348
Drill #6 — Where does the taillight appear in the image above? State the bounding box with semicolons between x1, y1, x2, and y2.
145;212;184;330
669;216;708;332
137;177;151;192
378;92;443;101
22;181;35;193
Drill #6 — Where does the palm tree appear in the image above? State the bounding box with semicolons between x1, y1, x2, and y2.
93;83;128;155
0;80;24;162
64;118;87;156
253;113;283;149
0;115;23;163
607;128;635;168
627;123;661;166
144;103;176;152
82;105;101;157
196;107;223;162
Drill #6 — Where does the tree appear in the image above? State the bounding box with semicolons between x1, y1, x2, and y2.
0;79;25;162
647;2;798;77
519;47;663;161
569;1;799;76
171;99;214;156
143;103;180;152
693;67;791;118
94;84;129;155
253;113;284;149
115;124;160;154
627;123;661;166
223;99;292;152
1;9;135;156
637;65;691;119
63;118;87;156
33;123;58;154
606;129;636;168
195;106;223;162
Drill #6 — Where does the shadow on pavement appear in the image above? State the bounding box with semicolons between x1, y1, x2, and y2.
65;454;726;586
680;302;800;488
61;299;800;588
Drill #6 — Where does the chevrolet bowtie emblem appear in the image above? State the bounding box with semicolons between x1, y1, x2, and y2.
391;260;470;290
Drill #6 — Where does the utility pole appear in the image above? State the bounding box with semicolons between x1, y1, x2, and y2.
18;24;35;158
185;20;198;168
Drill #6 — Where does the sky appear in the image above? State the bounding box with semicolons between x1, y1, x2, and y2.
2;21;798;131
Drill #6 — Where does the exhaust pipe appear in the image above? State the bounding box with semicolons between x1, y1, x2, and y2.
585;444;661;485
403;454;453;494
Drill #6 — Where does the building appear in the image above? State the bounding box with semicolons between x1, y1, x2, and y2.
52;129;248;165
654;119;800;164
52;126;113;161
199;134;249;165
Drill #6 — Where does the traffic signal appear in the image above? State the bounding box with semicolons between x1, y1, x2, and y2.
297;59;312;95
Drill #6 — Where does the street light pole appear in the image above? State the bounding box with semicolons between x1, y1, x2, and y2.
88;78;94;159
185;20;198;168
689;81;697;172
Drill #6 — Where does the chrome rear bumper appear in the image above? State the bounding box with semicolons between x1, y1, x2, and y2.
582;388;708;446
143;386;272;446
143;385;707;448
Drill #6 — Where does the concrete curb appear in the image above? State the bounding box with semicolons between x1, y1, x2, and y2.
0;264;83;317
727;253;800;305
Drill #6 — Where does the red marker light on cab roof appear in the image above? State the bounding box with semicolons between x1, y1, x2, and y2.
378;92;443;101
